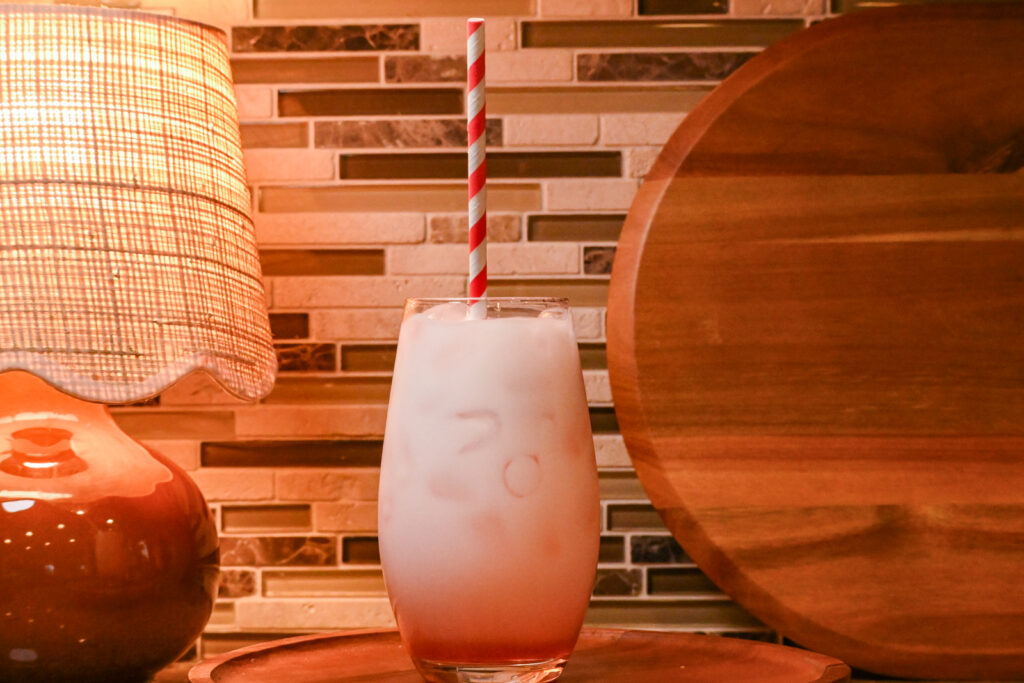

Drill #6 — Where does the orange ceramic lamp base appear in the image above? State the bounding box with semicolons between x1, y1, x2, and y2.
0;371;219;682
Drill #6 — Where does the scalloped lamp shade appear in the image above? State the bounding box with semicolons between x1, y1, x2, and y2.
0;6;273;682
0;3;275;403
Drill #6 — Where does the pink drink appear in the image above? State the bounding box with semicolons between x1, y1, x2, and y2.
379;298;600;682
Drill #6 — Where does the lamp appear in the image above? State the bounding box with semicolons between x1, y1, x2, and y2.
0;5;276;682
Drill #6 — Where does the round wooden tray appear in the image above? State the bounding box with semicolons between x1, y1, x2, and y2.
607;3;1024;680
189;628;849;682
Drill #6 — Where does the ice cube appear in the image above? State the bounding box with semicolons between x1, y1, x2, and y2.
426;301;470;321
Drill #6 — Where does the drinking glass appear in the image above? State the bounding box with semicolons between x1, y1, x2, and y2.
378;297;600;683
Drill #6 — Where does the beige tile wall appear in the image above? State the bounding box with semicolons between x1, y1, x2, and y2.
22;0;931;665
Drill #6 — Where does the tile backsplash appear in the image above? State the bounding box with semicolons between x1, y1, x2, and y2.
22;0;946;665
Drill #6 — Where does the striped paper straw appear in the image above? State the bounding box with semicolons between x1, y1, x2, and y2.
467;17;487;316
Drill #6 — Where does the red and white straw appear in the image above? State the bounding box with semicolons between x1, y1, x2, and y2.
467;18;487;315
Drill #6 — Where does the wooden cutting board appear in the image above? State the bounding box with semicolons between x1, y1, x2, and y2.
189;629;850;682
607;4;1024;680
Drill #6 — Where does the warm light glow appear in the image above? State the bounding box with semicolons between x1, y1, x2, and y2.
0;5;275;403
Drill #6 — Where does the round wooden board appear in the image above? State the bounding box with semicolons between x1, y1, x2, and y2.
607;4;1024;680
189;628;849;683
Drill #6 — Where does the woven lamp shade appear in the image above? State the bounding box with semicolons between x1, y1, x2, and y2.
0;4;275;403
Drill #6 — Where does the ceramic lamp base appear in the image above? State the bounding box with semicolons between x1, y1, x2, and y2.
0;372;219;682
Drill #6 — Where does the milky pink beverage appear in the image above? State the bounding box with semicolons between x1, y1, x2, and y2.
378;298;600;682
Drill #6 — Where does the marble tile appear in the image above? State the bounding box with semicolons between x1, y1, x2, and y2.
232;24;417;52
385;55;465;83
218;569;257;599
577;52;757;81
630;535;692;564
429;214;522;243
275;342;336;372
593;569;643;596
315;118;502;149
220;536;337;567
584;246;616;275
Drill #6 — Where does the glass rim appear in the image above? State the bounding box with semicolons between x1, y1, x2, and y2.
405;297;569;305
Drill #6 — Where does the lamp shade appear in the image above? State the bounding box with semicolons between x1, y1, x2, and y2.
0;3;275;403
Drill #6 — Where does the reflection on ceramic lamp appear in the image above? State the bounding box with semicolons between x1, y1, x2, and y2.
0;5;276;682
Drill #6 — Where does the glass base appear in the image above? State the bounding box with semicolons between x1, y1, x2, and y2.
415;657;568;683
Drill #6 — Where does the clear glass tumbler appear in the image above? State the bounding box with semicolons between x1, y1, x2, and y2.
378;298;600;683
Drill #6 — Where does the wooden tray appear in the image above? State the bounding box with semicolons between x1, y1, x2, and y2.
189;628;850;682
607;4;1024;680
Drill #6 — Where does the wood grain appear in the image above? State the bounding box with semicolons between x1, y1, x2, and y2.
188;628;850;683
607;3;1024;680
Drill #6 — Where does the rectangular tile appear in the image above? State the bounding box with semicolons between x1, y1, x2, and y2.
386;55;464;83
218;569;257;598
639;0;728;13
579;343;608;370
341;344;397;372
278;88;462;117
388;243;579;276
599;471;649;500
648;568;725;596
240;123;309;148
208;602;236;627
599;535;626;563
231;57;379;85
429;214;521;243
487;278;609;307
260;184;541;213
590;406;620;433
584;246;616;275
192;468;276;502
221;505;312;532
254;0;535;19
278;469;379;501
264;377;391;404
342;536;381;564
504;114;598;146
269;312;310;340
545;179;638;210
528;214;624;242
233;25;417;52
255;213;426;245
260;249;385;276
607;503;663;530
263;569;387;597
275;342;337;372
272;275;465;307
735;0;825;14
220;536;337;567
489;86;712;114
630;534;693;564
577;52;757;82
309;309;404;341
593;568;643;596
235;598;394;630
111;410;235;440
234;405;388;438
584;599;764;630
316;119;503;149
523;19;802;47
202;439;383;468
339;151;621;180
